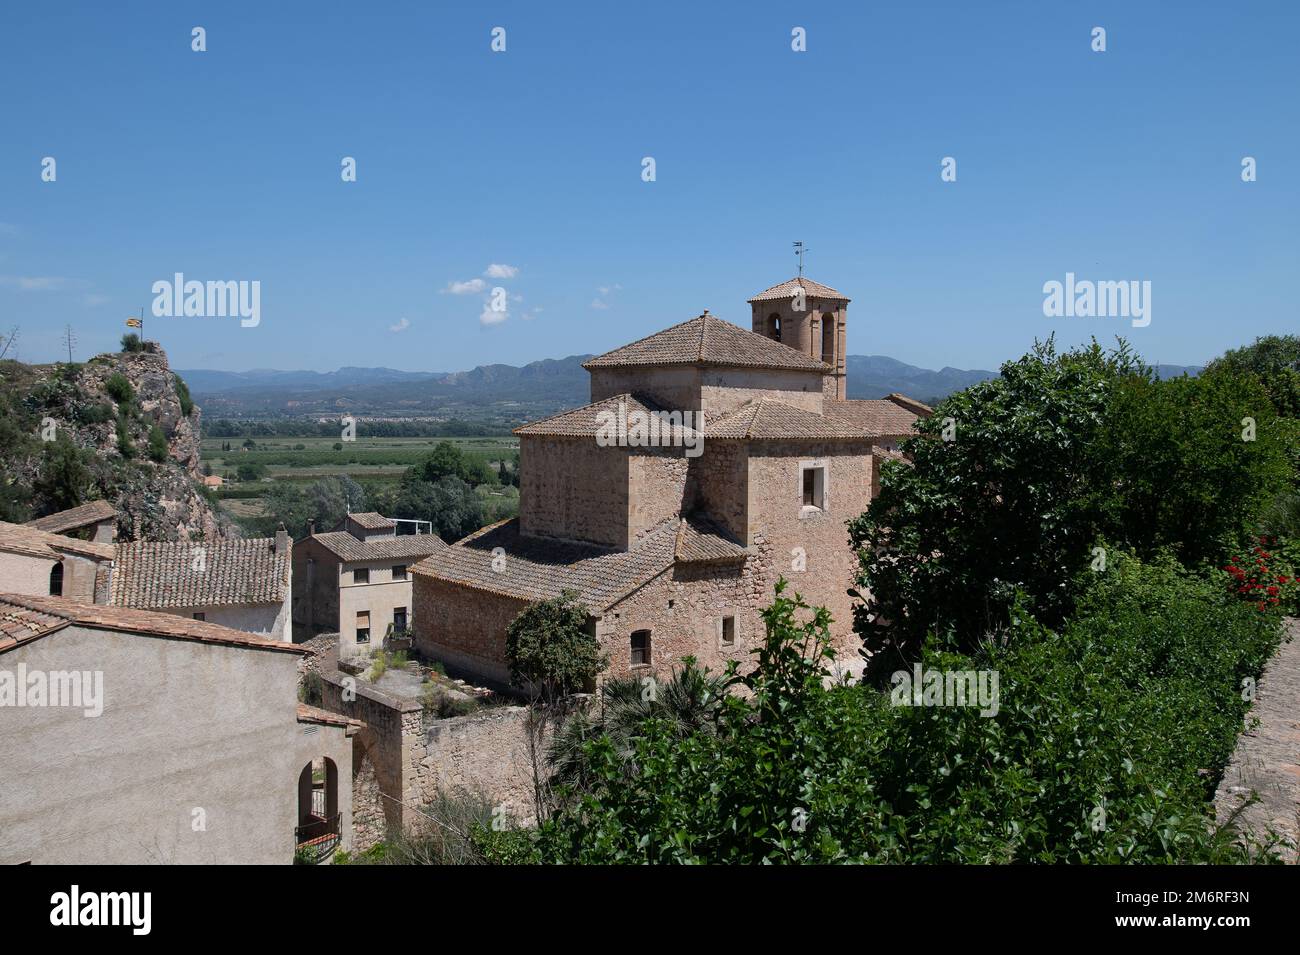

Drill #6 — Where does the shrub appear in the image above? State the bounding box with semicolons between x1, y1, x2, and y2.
1222;536;1298;614
505;590;605;701
120;333;144;353
104;372;134;405
173;374;194;417
115;413;135;459
147;425;168;463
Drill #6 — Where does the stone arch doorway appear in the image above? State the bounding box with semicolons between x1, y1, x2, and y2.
295;756;340;863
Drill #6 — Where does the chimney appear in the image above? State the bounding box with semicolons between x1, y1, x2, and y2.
307;519;316;537
275;524;288;555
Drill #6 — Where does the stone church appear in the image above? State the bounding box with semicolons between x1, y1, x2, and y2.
412;277;929;686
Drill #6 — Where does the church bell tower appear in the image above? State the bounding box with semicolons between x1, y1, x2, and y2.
747;277;849;399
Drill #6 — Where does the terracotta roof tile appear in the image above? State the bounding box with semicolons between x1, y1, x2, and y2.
583;313;828;373
747;277;850;303
297;702;363;731
514;393;703;440
413;518;678;611
26;500;117;534
822;399;922;437
345;512;394;531
0;593;307;655
112;538;290;610
310;531;447;563
0;520;116;561
674;515;749;563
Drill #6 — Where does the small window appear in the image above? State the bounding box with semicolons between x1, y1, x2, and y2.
49;563;63;597
392;564;408;581
667;599;674;609
721;616;735;647
356;611;370;644
630;630;651;667
801;465;826;511
353;567;370;584
193;612;205;622
394;607;407;631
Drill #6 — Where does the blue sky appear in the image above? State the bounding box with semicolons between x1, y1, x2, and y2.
1;0;1296;374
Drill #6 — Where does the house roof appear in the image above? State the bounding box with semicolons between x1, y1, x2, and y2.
413;518;681;611
344;511;394;531
297;702;363;733
514;393;703;440
0;592;308;656
309;531;447;564
0;520;116;561
674;515;749;563
702;398;920;442
583;312;829;373
25;500;117;534
112;537;290;610
747;277;850;303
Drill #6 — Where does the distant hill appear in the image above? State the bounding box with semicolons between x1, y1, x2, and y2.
846;355;997;405
183;353;1008;423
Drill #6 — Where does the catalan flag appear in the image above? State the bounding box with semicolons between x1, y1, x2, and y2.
125;317;142;328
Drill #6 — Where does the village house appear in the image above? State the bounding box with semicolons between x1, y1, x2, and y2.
0;592;358;865
292;512;447;658
25;499;118;544
0;519;116;604
111;529;293;641
411;277;928;687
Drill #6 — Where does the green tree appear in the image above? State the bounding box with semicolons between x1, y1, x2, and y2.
389;475;483;542
236;462;268;483
104;372;134;404
120;333;144;353
412;441;496;487
32;437;92;513
146;425;169;463
505;590;605;702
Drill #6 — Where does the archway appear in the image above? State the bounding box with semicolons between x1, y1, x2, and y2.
294;756;340;863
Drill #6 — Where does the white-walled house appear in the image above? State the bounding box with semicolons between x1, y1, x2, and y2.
0;520;116;604
111;529;293;641
0;592;358;864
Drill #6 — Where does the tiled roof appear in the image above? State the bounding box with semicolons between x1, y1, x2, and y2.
26;500;117;534
310;531;447;563
345;512;394;531
883;393;934;417
747;277;850;303
674;515;749;563
0;592;307;655
413;518;679;611
823;399;922;436
514;393;703;441
705;398;921;441
112;538;290;610
297;702;363;732
583;312;829;372
0;521;116;561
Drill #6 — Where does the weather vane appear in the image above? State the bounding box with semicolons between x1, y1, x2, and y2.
793;241;807;277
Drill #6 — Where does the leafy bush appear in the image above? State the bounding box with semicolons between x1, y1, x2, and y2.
104;372;134;404
1222;537;1299;614
120;333;145;353
505;590;606;701
173;374;194;417
537;569;1284;864
147;425;168;463
115;413;135;459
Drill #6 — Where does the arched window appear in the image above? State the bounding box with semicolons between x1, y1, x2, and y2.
768;313;782;342
49;562;63;597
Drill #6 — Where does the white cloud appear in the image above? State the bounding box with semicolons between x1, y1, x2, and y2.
82;293;110;307
443;278;487;295
0;275;65;291
590;299;610;310
484;263;518;279
592;283;622;310
479;303;508;326
389;317;411;333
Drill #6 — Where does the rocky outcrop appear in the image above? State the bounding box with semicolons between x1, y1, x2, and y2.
19;344;228;541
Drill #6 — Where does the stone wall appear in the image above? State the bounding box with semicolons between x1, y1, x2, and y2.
519;436;629;548
412;574;525;687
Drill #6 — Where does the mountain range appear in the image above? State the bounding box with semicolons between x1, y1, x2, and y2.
179;355;1202;423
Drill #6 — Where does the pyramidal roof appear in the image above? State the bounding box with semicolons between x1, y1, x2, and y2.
747;277;850;303
582;312;829;372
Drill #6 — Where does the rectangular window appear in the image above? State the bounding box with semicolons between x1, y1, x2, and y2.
356;611;370;644
193;612;205;622
392;564;408;581
353;567;370;584
721;616;735;646
630;629;651;667
394;607;407;631
801;464;826;511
